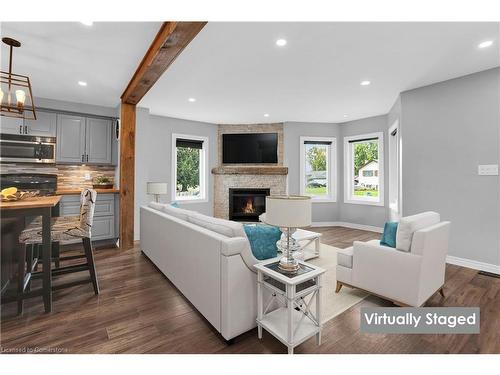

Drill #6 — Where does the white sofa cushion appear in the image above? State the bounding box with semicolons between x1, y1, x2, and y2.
147;202;195;222
396;211;440;252
188;213;247;238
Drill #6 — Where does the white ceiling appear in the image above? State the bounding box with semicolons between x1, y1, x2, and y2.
1;22;499;123
1;22;161;108
141;22;500;124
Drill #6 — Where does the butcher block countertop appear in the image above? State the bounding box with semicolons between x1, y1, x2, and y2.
0;196;62;211
56;188;120;195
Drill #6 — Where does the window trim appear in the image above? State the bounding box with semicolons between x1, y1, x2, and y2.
171;133;209;204
343;132;384;206
299;136;337;203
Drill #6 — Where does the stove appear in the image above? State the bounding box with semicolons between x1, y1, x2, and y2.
0;173;58;196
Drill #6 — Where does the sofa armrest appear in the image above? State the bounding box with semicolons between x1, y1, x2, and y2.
220;237;259;271
352;241;423;306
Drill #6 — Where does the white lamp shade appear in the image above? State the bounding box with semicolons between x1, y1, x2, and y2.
261;195;312;228
147;182;168;195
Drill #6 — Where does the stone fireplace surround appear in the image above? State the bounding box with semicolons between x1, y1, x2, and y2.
213;123;288;220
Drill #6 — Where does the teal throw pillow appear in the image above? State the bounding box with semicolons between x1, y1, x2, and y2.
380;221;398;248
243;224;281;260
170;202;179;208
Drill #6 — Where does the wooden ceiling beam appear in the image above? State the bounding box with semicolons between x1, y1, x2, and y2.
121;21;207;105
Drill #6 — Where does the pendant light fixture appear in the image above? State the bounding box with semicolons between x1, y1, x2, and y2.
0;37;36;120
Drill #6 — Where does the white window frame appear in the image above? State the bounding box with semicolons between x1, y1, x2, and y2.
171;133;209;204
299;136;337;203
343;132;384;206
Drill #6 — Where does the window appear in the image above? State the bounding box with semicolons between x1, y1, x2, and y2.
363;170;374;177
299;136;337;202
344;132;384;206
171;133;208;202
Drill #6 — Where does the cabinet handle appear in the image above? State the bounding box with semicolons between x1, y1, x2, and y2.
81;154;84;162
19;125;23;134
24;125;28;134
86;154;89;162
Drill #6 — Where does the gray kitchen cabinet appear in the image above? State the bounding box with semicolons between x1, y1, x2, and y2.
56;114;113;165
25;111;57;137
59;193;117;242
85;117;112;164
56;114;86;163
1;111;56;136
1;116;24;135
91;216;115;241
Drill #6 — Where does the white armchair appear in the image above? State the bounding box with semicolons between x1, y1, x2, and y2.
336;212;451;307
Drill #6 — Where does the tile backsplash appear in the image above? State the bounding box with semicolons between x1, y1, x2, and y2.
0;164;116;190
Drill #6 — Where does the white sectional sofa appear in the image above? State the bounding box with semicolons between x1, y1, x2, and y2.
140;203;261;341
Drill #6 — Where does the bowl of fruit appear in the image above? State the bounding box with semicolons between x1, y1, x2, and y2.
1;187;39;202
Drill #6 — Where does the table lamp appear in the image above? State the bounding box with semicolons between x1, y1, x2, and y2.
147;182;168;203
260;195;312;272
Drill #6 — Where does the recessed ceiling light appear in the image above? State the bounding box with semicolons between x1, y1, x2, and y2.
478;40;493;49
343;114;348;118
360;80;371;86
81;21;93;26
264;113;270;117
188;98;196;102
276;39;287;47
78;81;87;86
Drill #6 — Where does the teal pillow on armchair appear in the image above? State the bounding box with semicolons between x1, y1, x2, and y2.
380;221;398;248
243;224;281;260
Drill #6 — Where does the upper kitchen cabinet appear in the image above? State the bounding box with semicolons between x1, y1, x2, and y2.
86;118;112;164
56;114;86;163
0;116;24;134
0;111;56;136
56;114;113;165
26;111;57;137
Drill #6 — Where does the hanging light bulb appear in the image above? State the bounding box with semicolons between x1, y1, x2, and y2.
15;89;26;111
1;37;36;119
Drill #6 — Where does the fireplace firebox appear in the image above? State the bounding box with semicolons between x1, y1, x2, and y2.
229;188;270;222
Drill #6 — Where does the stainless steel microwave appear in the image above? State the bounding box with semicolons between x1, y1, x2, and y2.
0;133;56;163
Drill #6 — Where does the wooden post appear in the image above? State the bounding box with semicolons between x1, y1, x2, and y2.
119;102;136;249
118;22;206;249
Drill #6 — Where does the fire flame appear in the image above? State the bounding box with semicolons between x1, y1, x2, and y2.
242;198;255;213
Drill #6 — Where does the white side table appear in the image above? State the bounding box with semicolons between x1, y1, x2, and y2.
292;229;322;259
255;259;325;354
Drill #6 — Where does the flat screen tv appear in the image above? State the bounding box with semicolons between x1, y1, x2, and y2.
222;133;278;164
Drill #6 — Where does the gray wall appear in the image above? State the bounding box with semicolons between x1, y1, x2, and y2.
400;67;500;265
134;107;218;240
284;121;341;223
35;97;118;118
338;115;389;227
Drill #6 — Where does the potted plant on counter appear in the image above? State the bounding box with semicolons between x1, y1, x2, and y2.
92;176;114;190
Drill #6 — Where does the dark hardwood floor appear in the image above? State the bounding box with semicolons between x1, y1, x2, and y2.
1;227;498;354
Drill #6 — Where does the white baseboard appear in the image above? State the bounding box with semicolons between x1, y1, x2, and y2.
311;222;499;274
446;255;500;274
311;221;383;233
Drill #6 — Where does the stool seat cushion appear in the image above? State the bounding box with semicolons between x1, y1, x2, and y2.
19;216;87;244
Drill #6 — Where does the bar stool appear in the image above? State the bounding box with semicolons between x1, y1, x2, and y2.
18;189;99;314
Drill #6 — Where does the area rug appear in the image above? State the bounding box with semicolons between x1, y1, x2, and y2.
304;243;369;323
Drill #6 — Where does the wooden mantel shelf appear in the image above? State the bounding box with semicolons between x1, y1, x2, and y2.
211;166;288;175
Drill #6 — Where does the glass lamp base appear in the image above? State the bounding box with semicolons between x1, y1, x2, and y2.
278;257;300;272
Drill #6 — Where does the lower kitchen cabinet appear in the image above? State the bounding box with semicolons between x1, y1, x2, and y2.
58;193;118;242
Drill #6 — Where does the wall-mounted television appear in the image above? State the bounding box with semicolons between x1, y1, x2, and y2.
222;133;278;164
